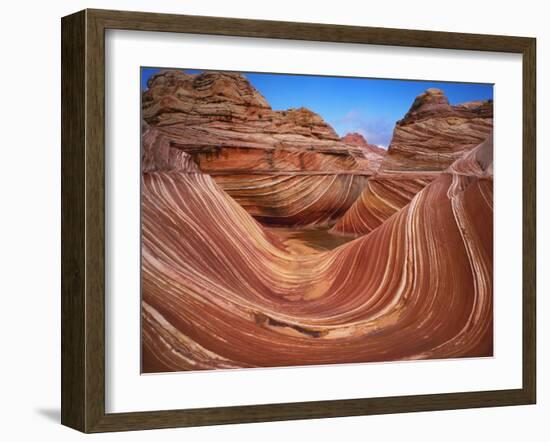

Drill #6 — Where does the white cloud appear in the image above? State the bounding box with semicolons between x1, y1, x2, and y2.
332;110;395;148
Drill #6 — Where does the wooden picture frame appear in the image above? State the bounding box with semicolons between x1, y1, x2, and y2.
61;8;536;433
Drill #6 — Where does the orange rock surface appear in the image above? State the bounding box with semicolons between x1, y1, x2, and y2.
333;89;493;236
141;139;493;371
141;73;494;372
331;173;436;235
142;70;383;227
341;132;387;160
380;88;493;172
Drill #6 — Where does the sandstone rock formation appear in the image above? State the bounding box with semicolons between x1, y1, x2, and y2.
341;132;386;169
141;73;494;372
141;138;493;372
341;132;386;156
331;173;436;236
332;89;493;236
142;70;378;226
380;88;493;172
142;124;201;173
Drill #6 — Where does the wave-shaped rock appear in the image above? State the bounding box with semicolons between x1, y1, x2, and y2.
212;173;369;226
141;138;493;371
142;70;378;226
330;173;436;235
333;132;493;237
332;88;493;236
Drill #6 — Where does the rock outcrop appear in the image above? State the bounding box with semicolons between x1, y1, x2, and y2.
341;132;386;169
142;70;378;226
341;132;387;155
142;124;201;173
380;88;493;172
333;89;493;236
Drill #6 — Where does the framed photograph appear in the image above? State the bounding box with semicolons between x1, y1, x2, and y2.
61;9;536;433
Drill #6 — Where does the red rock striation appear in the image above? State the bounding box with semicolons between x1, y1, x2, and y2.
331;173;436;236
142;124;201;173
342;132;387;156
341;132;386;170
380;88;493;173
332;89;493;236
140;74;494;372
142;70;379;227
141;138;493;372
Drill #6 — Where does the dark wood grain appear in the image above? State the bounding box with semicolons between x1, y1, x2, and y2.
61;10;86;431
84;9;107;432
90;8;532;52
61;8;537;433
522;38;537;403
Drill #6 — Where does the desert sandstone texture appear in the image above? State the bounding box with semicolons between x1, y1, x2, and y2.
141;70;493;372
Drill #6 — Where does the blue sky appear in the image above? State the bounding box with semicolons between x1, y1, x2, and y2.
141;67;493;148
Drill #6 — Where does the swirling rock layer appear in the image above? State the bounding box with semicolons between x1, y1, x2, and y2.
142;70;383;227
333;89;493;236
212;173;369;226
141;139;493;372
380;88;493;172
331;174;436;235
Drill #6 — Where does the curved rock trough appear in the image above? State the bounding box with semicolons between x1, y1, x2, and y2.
141;71;493;372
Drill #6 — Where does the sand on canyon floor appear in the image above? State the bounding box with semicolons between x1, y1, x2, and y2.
265;226;356;255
